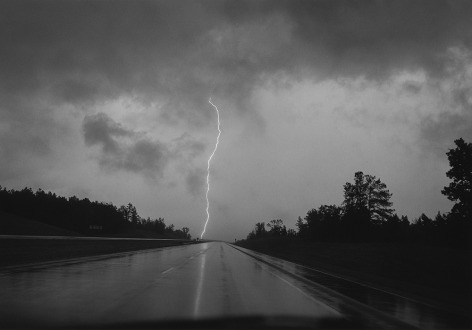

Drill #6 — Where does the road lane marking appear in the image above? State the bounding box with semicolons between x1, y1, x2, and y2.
231;244;441;311
158;247;210;278
193;253;207;317
161;267;175;275
261;264;341;314
228;244;418;329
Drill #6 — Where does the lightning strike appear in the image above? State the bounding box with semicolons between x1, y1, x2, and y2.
200;97;221;239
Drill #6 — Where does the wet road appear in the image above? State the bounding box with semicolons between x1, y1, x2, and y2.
234;245;471;330
0;242;468;328
1;242;344;328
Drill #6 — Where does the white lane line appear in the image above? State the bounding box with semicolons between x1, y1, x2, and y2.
233;245;429;307
228;244;419;329
261;263;341;315
161;267;175;275
193;253;207;317
158;248;210;277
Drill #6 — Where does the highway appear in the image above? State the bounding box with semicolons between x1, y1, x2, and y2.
0;242;468;329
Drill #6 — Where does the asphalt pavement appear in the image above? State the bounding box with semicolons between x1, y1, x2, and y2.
0;242;467;329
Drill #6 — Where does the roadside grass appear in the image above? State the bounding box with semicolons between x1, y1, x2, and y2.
0;211;80;236
0;211;195;267
0;211;175;239
236;238;472;314
0;238;193;267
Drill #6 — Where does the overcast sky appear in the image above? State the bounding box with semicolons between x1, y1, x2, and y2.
1;0;471;240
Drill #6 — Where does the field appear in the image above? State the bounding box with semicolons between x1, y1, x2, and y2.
236;238;472;315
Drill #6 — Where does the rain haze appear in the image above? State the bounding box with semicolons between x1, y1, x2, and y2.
1;0;471;241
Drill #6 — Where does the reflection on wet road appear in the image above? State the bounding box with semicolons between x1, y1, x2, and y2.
1;242;341;328
0;242;469;329
233;245;471;330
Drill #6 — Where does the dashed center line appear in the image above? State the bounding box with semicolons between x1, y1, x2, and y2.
161;267;175;275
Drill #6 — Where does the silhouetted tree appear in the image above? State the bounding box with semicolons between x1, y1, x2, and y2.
442;138;472;221
318;205;342;240
118;205;130;222
247;230;256;240
343;171;394;224
296;216;308;238
154;217;166;234
281;225;287;236
241;141;472;247
434;211;448;230
304;208;321;240
126;203;140;226
410;213;436;243
246;220;293;240
299;205;342;241
165;223;175;234
246;222;267;239
0;185;191;238
382;214;410;241
182;227;191;239
255;222;267;237
287;228;297;237
266;219;286;236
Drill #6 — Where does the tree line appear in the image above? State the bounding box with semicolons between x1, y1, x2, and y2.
245;138;472;249
0;187;191;239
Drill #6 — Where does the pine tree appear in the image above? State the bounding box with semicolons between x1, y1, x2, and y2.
343;171;394;224
442;138;472;220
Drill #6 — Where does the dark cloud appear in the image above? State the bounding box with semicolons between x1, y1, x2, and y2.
420;110;472;157
2;0;470;123
0;126;50;183
0;100;67;185
1;0;470;129
83;113;169;177
169;133;208;196
82;115;209;184
0;0;217;120
185;168;206;197
1;0;472;190
419;47;472;156
280;0;472;79
124;140;168;174
83;113;131;153
171;133;207;160
402;82;423;95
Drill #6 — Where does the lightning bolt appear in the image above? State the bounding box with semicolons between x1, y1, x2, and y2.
200;97;221;239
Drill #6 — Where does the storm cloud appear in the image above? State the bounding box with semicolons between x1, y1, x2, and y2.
2;1;471;113
1;0;472;239
83;113;169;178
185;168;207;197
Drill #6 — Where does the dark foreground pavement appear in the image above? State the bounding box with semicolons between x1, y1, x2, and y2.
0;242;469;329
